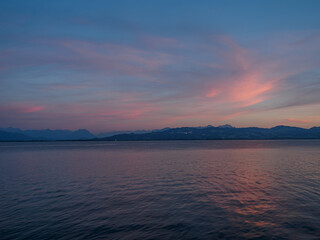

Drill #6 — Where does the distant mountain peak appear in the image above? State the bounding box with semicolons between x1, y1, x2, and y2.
217;124;234;128
271;125;300;129
74;129;91;133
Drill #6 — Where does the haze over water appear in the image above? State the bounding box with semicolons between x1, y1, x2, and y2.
0;140;319;239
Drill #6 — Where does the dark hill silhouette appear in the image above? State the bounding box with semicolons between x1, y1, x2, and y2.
96;128;170;138
97;125;320;141
1;125;320;141
0;130;33;141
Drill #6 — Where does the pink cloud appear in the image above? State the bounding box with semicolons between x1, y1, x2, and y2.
286;118;310;123
23;106;45;113
203;35;284;109
0;103;45;113
205;89;219;98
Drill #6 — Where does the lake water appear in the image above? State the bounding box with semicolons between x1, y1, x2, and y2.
0;140;319;239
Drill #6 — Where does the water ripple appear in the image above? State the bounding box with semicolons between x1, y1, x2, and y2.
0;140;319;239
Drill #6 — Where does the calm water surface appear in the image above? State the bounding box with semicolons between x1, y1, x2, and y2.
0;140;319;239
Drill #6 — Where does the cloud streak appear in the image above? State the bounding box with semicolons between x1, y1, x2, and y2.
1;3;320;131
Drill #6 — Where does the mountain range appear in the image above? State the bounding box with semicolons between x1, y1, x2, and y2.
1;125;320;141
96;128;170;138
97;125;320;141
0;127;171;141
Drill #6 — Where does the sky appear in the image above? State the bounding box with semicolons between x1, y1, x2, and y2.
1;0;320;133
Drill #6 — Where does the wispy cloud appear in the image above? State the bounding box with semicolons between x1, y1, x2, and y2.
1;30;320;130
286;118;310;124
0;103;45;114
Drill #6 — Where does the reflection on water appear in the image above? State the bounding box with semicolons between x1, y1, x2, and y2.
0;140;319;239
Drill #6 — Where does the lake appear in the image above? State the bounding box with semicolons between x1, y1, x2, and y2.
0;140;319;239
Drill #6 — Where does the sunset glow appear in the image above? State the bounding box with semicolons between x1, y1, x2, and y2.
1;1;320;132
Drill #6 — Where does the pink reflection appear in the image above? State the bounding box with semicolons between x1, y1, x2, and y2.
202;147;278;228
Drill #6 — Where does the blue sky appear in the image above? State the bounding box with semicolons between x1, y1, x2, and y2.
1;0;320;132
